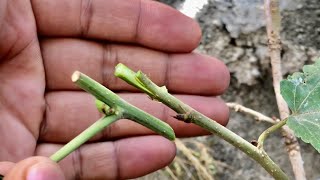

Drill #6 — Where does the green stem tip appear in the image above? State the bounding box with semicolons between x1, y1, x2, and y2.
72;71;175;141
114;63;154;97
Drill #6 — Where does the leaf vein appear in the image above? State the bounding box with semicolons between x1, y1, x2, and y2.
297;77;320;111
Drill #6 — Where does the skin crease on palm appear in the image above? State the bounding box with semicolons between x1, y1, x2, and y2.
0;0;230;179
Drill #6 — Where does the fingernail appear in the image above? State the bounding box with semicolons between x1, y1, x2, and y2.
27;162;64;180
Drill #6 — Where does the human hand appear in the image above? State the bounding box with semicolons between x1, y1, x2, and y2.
0;0;229;179
1;157;64;180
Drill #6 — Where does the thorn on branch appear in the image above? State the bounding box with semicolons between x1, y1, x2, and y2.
147;95;159;102
102;108;116;116
251;140;258;147
173;114;191;123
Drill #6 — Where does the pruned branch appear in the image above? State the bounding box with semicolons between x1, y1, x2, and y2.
49;71;176;163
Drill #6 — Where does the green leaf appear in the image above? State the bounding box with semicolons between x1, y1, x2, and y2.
281;59;320;152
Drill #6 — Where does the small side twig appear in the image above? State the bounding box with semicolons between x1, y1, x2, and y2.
50;115;121;162
257;118;288;149
227;102;277;124
264;0;306;179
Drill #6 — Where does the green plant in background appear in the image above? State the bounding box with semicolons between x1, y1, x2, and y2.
281;60;320;152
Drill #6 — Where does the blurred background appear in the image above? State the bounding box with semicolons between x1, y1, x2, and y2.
137;0;320;179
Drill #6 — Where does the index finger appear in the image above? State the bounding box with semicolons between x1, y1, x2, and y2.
31;0;201;52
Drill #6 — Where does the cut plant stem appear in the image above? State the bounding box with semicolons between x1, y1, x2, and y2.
114;63;154;97
115;64;289;180
50;71;176;163
50;114;121;162
72;71;175;141
257;118;288;149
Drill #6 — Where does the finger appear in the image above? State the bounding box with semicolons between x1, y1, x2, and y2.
0;0;6;28
42;38;230;95
0;0;45;142
0;162;14;177
40;92;229;143
3;156;65;180
0;0;36;59
31;0;201;52
36;136;176;180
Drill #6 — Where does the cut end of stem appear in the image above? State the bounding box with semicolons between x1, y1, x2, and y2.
72;71;81;82
114;63;154;97
114;63;126;77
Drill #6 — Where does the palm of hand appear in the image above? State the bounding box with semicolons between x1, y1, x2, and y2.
0;0;229;179
0;0;44;162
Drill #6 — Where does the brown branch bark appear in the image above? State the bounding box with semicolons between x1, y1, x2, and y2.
264;0;306;179
227;102;276;124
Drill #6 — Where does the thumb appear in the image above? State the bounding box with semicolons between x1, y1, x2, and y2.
3;156;65;180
